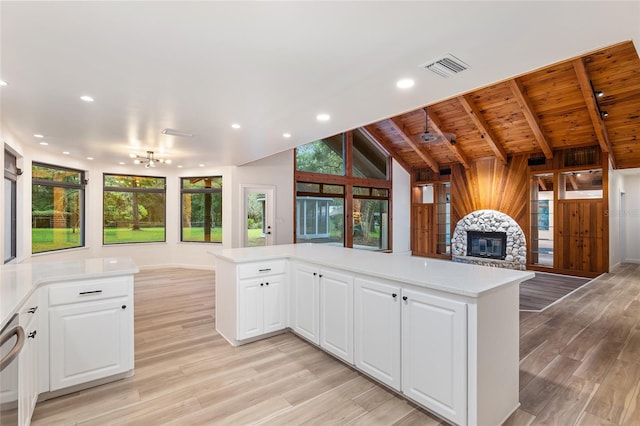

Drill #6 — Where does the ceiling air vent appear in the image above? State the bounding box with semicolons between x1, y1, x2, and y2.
419;54;469;78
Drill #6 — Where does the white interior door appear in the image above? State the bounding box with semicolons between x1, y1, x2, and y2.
241;185;275;247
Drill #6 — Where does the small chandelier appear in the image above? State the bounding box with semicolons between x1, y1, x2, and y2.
133;151;171;168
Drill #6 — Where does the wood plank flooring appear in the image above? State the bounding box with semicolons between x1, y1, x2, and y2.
31;263;640;425
520;272;592;311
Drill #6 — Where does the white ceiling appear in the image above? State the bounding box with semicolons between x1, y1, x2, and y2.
2;1;639;169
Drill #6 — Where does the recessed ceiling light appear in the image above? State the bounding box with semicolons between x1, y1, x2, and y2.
177;165;183;169
87;157;94;160
34;134;44;138
396;78;415;89
283;133;292;138
129;153;136;158
231;123;241;129
165;159;172;164
80;95;94;102
0;80;7;86
39;142;48;146
119;162;125;165
62;151;70;155
316;113;330;122
199;164;205;167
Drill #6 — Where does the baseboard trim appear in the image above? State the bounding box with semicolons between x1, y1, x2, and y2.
138;263;215;271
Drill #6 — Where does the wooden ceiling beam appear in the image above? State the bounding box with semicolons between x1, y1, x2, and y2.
425;108;471;169
457;95;508;165
572;58;618;169
508;79;553;160
361;125;414;174
387;118;440;174
537;177;547;191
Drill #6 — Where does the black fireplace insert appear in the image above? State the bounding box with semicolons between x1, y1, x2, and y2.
467;231;507;260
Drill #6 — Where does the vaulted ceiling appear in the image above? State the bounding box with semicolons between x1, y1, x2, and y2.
366;41;640;173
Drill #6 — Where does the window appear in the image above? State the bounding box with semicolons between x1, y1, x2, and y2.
103;174;166;244
4;151;17;262
352;129;389;179
559;169;603;199
181;176;222;243
353;187;389;251
295;129;391;251
295;134;344;175
531;173;554;267
32;163;85;253
296;182;344;245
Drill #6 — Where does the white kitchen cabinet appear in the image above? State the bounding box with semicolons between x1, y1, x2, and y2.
215;245;528;426
319;268;353;364
48;278;133;391
237;275;286;340
290;262;353;361
354;277;401;390
401;288;467;426
290;262;320;344
215;258;287;345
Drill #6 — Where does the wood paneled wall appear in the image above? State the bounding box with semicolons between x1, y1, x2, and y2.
450;155;530;230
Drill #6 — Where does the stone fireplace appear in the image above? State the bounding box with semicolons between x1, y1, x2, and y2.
452;209;526;270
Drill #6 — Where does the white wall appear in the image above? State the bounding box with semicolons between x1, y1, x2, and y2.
392;160;411;254
621;173;640;264
608;164;623;268
230;149;294;248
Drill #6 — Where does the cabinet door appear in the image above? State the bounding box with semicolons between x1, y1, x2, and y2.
354;277;401;390
402;289;467;425
19;318;38;425
290;263;319;344
237;278;265;340
49;298;132;391
320;269;354;364
262;275;286;334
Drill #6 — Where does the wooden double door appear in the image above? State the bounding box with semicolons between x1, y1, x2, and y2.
556;199;606;274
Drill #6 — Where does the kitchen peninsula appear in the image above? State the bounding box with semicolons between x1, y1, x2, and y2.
213;244;534;426
0;257;138;425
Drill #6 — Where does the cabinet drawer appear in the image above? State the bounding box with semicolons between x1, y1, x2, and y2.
237;260;286;279
49;276;131;306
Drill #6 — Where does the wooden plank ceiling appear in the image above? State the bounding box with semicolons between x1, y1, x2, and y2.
366;41;640;172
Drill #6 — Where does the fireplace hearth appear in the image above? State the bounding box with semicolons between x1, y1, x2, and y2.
467;231;507;260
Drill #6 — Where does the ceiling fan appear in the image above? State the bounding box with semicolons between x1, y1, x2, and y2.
420;107;457;145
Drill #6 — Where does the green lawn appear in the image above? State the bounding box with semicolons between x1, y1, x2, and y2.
34;227;264;252
103;227;166;244
32;228;82;253
181;227;222;242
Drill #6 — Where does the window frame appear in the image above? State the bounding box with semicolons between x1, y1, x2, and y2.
180;176;223;244
102;173;167;245
294;129;392;251
31;162;86;254
4;150;18;262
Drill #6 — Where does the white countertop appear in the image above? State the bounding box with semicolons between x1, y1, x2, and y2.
211;244;534;298
1;257;139;327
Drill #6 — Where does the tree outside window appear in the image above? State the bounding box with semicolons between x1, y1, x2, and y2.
103;174;166;244
181;176;222;243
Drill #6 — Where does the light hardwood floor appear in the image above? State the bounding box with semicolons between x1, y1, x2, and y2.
31;263;640;425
